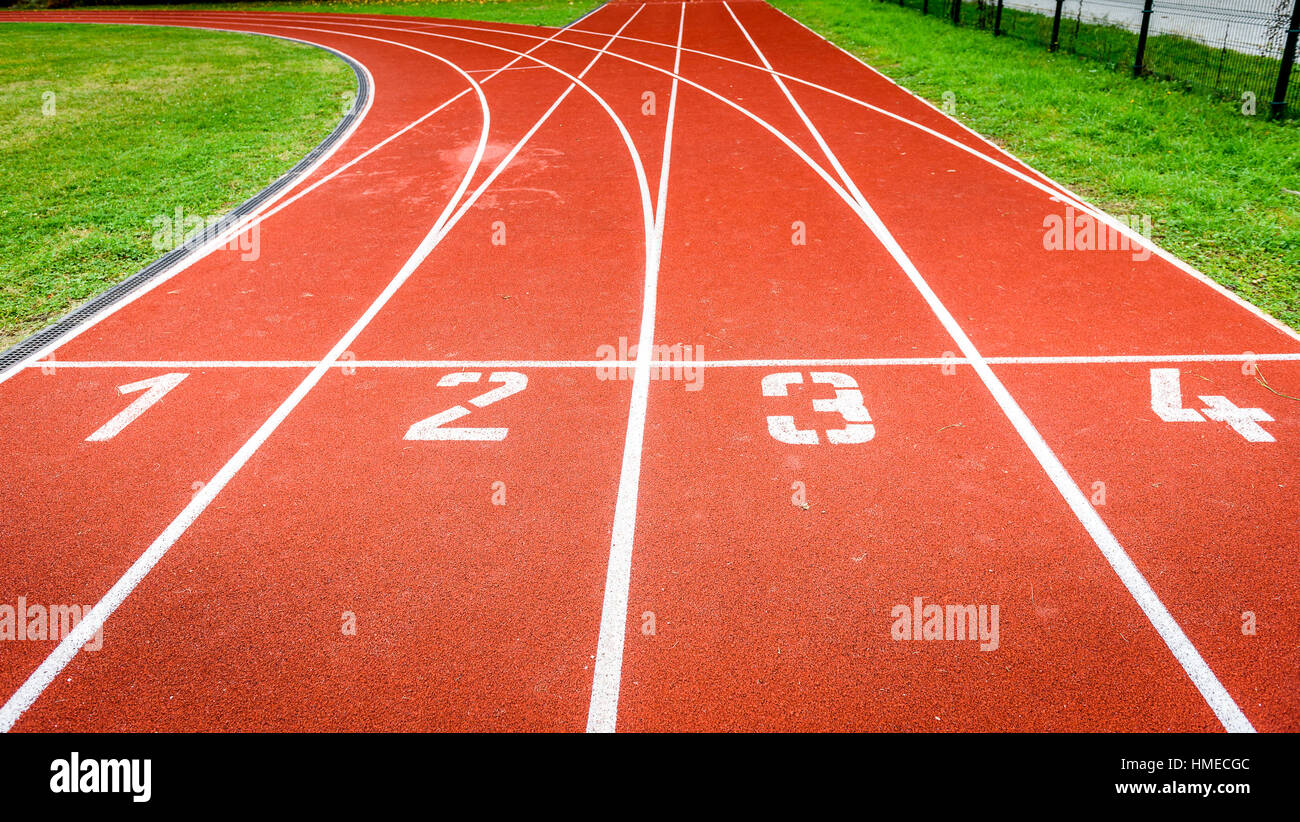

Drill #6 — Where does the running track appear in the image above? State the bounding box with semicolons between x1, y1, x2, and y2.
0;2;1296;733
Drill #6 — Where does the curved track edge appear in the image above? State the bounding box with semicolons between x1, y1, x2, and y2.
0;22;372;376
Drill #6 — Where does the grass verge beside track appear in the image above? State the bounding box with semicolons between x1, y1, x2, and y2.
772;0;1300;334
43;1;602;27
0;22;353;347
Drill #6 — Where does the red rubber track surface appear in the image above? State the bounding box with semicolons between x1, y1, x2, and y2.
0;1;1295;732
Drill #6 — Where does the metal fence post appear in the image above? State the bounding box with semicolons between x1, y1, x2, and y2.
994;0;1004;36
951;0;961;26
1134;0;1156;76
1272;0;1300;117
1049;0;1064;51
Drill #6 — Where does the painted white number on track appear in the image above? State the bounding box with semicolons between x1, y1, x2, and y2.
762;371;874;445
1149;368;1274;442
404;371;527;442
86;372;188;442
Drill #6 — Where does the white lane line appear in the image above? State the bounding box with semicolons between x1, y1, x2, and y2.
987;353;1300;364
688;353;1300;366
212;8;654;250
0;5;654;735
30;360;613;369
34;361;325;369
586;0;686;736
413;5;654;281
169;10;863;222
466;64;546;74
724;4;1255;733
272;8;1299;347
346;360;614;368
30;352;1300;369
725;1;873;218
0;17;577;387
761;3;1300;347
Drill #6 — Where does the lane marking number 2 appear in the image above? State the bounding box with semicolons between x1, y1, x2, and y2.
87;373;188;442
405;371;528;442
762;371;874;445
1149;368;1274;442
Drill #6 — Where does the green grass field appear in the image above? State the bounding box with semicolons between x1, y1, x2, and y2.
0;21;355;347
18;1;601;26
982;0;1294;111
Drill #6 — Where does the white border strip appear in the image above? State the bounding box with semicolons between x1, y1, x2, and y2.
586;1;686;735
26;352;1300;369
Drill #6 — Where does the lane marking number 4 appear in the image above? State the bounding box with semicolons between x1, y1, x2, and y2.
1150;368;1274;442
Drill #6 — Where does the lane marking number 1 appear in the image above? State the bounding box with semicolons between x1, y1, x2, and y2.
405;371;527;441
86;373;189;442
1149;368;1274;442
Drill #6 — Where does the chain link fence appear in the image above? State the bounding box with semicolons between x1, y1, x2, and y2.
881;0;1300;117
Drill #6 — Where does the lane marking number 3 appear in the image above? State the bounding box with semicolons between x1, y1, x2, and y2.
762;371;874;445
